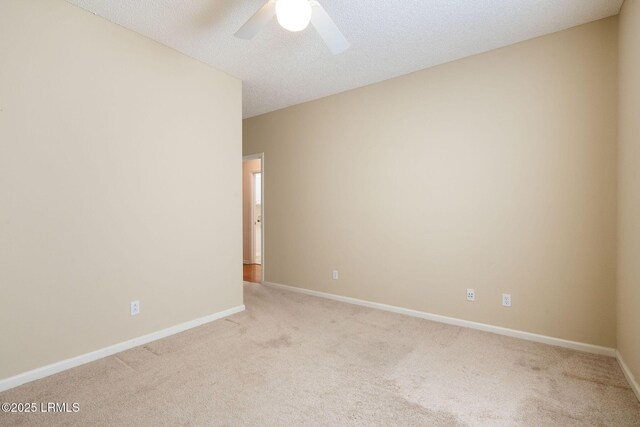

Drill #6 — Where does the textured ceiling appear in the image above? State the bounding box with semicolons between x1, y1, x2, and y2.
67;0;623;118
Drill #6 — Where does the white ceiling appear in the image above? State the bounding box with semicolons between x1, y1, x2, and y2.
67;0;623;118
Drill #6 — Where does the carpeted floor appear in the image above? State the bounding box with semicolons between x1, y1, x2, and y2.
1;283;639;426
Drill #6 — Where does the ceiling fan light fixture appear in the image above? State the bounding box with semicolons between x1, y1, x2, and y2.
275;0;312;32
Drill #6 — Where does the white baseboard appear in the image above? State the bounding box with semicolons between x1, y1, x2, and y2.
0;305;245;393
262;281;616;357
617;350;640;402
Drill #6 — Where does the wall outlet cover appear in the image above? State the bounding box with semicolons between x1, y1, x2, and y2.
130;300;140;316
466;289;475;301
502;294;512;307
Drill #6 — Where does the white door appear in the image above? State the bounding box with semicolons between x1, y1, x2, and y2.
252;172;262;265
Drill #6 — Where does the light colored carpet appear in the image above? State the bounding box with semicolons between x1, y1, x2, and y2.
1;283;639;426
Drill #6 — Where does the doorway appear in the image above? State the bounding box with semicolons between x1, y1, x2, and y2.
242;154;263;283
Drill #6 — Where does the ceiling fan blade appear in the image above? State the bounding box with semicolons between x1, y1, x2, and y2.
234;0;277;40
309;1;350;55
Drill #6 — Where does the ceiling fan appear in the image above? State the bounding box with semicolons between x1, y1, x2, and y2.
234;0;350;55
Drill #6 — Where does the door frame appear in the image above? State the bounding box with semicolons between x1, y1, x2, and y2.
243;153;264;282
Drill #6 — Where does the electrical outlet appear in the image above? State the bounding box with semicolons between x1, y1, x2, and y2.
466;289;475;301
502;294;512;307
130;300;140;316
332;270;339;280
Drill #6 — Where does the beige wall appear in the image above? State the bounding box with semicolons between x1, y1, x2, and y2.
0;0;242;380
244;18;619;347
617;0;640;386
243;159;262;262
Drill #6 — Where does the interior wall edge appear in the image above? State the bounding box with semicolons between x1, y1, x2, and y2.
617;350;640;402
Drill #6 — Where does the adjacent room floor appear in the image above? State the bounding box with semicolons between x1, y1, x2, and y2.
1;283;638;426
243;263;261;283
